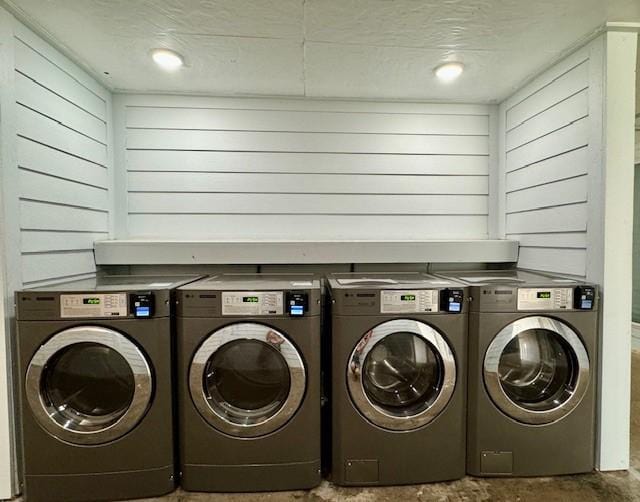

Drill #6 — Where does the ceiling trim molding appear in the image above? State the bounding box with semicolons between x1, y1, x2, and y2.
605;22;640;33
0;0;113;90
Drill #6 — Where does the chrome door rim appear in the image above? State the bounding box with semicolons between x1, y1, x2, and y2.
483;316;590;425
189;323;306;438
347;319;457;431
25;326;153;445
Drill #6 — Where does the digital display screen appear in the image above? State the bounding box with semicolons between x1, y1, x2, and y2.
83;298;100;305
537;292;551;299
243;296;259;303
400;294;416;301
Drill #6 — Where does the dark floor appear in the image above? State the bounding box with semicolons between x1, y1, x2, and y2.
139;351;640;502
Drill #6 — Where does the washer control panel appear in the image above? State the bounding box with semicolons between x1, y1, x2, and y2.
517;288;573;311
221;291;284;316
380;290;440;313
60;293;128;318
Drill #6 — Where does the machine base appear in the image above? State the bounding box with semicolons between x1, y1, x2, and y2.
24;464;175;502
181;459;321;492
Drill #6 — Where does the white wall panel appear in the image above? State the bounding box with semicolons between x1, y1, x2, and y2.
19;169;108;210
120;95;491;240
127;172;488;195
128;214;488;240
13;38;106;118
128;193;488;215
501;47;592;277
21;231;109;253
16;137;108;188
517;246;587;276
505;175;588;213
505;90;588;151
20;201;108;232
505;117;589;172
505;146;588;192
506;203;588;234
13;25;112;285
21;251;96;285
126;129;489;155
126;150;488;175
16;105;106;165
505;59;588;130
15;72;106;141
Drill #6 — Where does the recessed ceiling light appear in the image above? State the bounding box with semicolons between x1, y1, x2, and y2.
434;62;464;82
151;48;184;71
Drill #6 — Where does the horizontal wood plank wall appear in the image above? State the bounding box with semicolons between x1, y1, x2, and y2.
13;24;111;286
502;47;591;276
121;96;491;240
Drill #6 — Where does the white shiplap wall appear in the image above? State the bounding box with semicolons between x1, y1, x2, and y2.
500;47;592;277
116;96;491;240
13;24;112;286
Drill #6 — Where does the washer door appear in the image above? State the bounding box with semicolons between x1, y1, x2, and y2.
347;319;456;431
25;326;153;445
483;316;590;425
189;323;306;438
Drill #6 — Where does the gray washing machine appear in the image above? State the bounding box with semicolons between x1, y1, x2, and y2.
327;272;468;486
176;274;322;492
15;275;203;502
435;270;598;476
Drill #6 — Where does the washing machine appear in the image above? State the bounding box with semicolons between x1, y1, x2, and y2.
15;274;203;502
176;274;322;492
327;272;468;486
435;269;598;476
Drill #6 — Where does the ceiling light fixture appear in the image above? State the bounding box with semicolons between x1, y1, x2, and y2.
151;48;184;70
434;62;464;82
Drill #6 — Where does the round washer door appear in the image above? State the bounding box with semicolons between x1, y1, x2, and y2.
347;319;457;431
25;326;153;445
483;316;590;425
189;323;306;438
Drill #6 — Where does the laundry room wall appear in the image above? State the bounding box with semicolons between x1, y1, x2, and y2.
497;42;594;277
111;94;492;241
496;30;638;472
12;23;113;287
0;8;115;497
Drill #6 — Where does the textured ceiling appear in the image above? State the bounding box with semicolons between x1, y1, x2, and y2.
3;0;640;102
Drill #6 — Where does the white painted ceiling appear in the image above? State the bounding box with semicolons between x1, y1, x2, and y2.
3;0;640;103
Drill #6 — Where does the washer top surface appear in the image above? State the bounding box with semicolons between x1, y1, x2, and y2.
328;272;464;290
434;269;585;287
22;274;204;293
179;273;320;291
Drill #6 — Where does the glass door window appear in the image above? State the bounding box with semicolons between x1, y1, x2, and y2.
348;319;456;431
26;326;153;445
190;323;306;438
484;316;590;425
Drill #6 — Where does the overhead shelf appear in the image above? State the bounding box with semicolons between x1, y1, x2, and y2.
94;239;519;265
